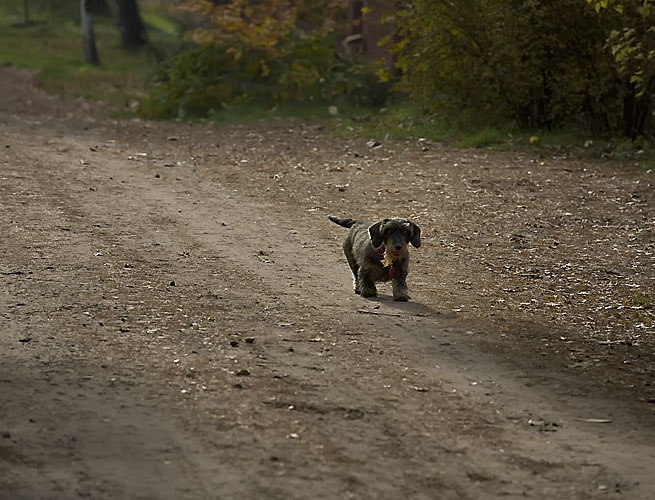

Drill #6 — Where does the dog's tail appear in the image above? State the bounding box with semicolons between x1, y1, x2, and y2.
328;215;359;228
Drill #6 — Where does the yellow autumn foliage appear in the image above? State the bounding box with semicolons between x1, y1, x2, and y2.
178;0;349;58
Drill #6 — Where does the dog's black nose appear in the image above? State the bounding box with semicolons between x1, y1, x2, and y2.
394;244;403;251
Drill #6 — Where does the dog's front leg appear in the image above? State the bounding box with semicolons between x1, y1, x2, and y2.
392;276;409;301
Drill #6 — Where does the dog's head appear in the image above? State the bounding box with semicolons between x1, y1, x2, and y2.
369;218;421;257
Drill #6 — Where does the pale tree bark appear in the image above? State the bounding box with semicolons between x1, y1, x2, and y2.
23;0;30;24
81;0;100;65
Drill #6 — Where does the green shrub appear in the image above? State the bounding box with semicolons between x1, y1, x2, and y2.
385;0;650;137
139;31;387;119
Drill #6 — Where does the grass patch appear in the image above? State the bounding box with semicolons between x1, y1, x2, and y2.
328;104;454;142
454;128;508;148
206;101;344;124
151;101;343;125
0;6;179;109
328;103;655;167
631;291;653;308
330;104;522;150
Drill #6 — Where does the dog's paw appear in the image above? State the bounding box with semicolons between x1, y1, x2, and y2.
361;289;378;298
393;295;409;302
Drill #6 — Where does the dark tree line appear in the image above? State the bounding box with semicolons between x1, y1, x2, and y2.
387;0;655;138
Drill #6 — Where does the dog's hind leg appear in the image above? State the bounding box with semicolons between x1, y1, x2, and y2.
346;254;361;295
342;239;361;294
344;253;360;294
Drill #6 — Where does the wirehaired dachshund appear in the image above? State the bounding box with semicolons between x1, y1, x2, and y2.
328;216;421;301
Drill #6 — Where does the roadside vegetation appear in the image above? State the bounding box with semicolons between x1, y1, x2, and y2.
0;0;178;108
3;0;655;157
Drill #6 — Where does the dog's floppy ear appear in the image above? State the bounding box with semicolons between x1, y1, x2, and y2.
409;222;421;248
368;220;386;248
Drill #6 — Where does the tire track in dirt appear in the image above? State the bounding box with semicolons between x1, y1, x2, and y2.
0;149;240;499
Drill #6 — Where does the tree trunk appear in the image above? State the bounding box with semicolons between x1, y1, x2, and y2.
23;0;30;24
81;0;100;65
113;0;147;49
89;0;112;17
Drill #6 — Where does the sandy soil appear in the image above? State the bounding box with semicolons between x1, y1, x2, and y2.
1;67;655;499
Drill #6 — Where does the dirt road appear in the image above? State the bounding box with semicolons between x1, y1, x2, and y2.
1;68;655;499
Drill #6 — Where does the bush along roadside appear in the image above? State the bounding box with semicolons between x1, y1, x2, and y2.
139;30;389;119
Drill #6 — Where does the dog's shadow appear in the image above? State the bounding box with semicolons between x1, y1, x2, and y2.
363;295;441;318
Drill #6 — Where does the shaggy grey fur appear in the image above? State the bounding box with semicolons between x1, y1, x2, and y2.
328;215;421;301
